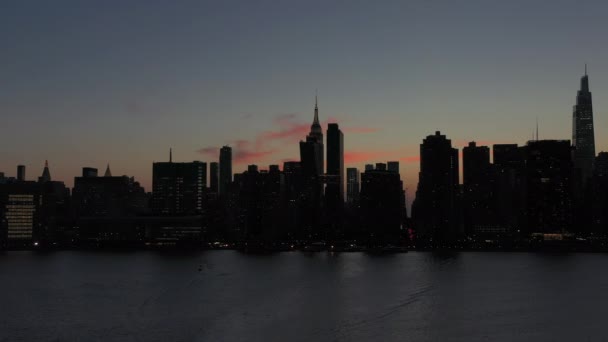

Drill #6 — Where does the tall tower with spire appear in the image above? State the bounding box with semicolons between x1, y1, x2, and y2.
39;160;51;183
572;64;596;182
300;94;324;176
309;94;324;144
104;164;112;177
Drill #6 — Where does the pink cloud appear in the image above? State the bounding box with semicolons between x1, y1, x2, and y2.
198;113;384;167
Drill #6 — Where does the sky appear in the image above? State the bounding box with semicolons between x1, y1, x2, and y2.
2;0;608;208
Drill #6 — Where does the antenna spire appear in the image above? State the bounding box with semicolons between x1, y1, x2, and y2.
170;148;172;163
536;117;539;141
585;63;587;76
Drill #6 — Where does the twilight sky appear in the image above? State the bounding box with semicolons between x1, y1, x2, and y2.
2;0;608;206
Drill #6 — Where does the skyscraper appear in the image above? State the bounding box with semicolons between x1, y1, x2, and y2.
572;65;596;182
412;131;460;242
104;164;112;177
210;162;219;193
219;146;232;196
360;168;403;244
525;140;574;233
299;95;324;176
17;165;25;182
346;168;360;204
326;123;344;203
298;96;325;239
462;142;493;234
38;160;51;183
387;161;400;174
152;159;206;215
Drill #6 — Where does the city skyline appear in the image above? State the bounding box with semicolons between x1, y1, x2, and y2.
0;66;601;212
3;1;608;205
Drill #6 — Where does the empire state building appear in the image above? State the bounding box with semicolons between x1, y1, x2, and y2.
299;96;324;176
572;65;596;182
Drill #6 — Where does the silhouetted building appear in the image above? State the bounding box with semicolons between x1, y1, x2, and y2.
82;167;98;178
38;161;51;183
74;174;147;217
462;142;494;234
282;161;304;240
152;160;206;215
300;97;324;177
17;165;25;182
525;140;574;234
346;168;360;204
572;66;596;183
365;164;374;172
588;152;608;234
219;146;232;196
298;97;325;240
387;161;399;174
360;168;402;244
412;131;460;242
326;123;344;204
210;162;219;193
104;164;112;177
235;165;283;243
492;144;526;233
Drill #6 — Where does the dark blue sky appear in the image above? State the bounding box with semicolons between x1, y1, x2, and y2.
2;0;607;200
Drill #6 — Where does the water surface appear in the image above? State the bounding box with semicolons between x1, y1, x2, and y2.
1;251;607;341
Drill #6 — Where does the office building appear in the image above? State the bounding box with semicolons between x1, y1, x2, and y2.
412;131;460;241
346;168;360;204
572;66;596;182
219;146;232;196
152;158;206;215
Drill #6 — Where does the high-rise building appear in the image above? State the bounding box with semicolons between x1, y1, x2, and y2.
525;140;574;233
38;160;51;183
299;95;324;177
104;164;112;177
74;174;147;217
0;182;40;247
412;131;460;242
492;144;525;233
588;152;608;234
346;168;360;204
387;161;399;174
360;168;403;244
463;142;490;186
210;162;219;193
152;158;206;215
326;123;344;204
219;146;232;196
298;96;325;239
365;164;374;172
572;66;596;182
17;165;25;182
462;142;493;234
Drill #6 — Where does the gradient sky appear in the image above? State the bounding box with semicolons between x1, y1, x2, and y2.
2;0;608;208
